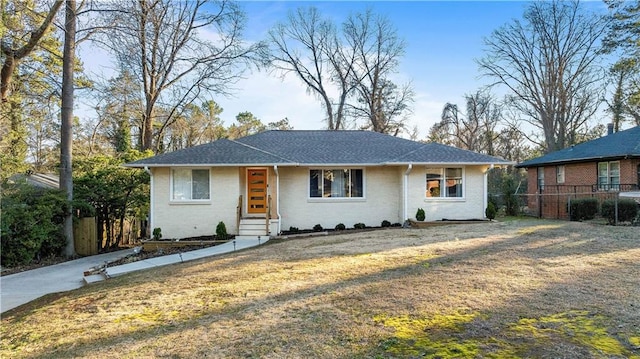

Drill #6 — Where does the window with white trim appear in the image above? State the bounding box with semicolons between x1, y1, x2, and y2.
598;161;620;191
537;167;545;190
426;168;463;198
309;169;363;198
556;165;565;184
172;169;210;200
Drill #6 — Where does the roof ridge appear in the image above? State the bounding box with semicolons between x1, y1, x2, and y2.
230;138;296;163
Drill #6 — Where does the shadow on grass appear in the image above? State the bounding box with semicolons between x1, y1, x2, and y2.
3;219;639;358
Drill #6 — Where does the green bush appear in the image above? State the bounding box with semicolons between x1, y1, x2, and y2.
313;224;323;232
416;208;426;221
568;198;598;221
601;199;639;225
216;221;228;240
381;220;391;227
354;223;366;229
335;223;346;230
1;182;67;267
152;227;162;240
288;226;299;233
485;202;497;221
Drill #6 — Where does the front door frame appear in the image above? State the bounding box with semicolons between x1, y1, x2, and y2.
246;168;268;215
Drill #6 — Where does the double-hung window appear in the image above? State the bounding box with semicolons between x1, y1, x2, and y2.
556;165;565;184
172;169;210;201
598;161;620;191
310;169;363;198
426;168;463;198
537;167;545;190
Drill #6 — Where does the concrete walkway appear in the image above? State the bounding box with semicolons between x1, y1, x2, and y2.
1;238;266;314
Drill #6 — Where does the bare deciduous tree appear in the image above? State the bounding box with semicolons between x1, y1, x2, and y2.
429;90;501;155
478;0;608;153
265;7;356;130
99;0;261;152
345;9;413;135
265;7;412;134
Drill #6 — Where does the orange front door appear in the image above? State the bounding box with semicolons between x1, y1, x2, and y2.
247;169;267;213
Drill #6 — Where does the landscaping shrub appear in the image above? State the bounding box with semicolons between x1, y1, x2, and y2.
335;223;346;230
601;199;639;225
313;224;323;232
568;198;598;221
216;221;228;240
288;226;299;233
485;202;497;221
416;208;426;221
381;220;391;227
0;182;67;266
152;227;162;240
354;223;366;229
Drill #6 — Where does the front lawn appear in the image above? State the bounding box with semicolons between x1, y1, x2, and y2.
2;219;639;358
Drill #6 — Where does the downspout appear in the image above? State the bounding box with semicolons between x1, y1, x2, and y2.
484;164;493;219
273;165;282;235
403;164;413;222
144;166;154;238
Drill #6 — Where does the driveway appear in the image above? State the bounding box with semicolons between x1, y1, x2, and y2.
1;250;131;314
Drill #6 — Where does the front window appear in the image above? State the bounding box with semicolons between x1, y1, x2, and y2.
556;165;565;184
426;168;463;198
172;169;210;200
310;169;363;198
598;161;620;191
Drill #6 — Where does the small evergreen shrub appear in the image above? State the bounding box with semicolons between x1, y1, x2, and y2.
313;224;323;232
216;221;228;240
568;198;598;221
391;222;402;227
335;223;346;230
601;199;639;224
288;226;299;233
152;227;162;240
416;208;426;221
354;223;366;229
485;202;497;221
381;220;391;227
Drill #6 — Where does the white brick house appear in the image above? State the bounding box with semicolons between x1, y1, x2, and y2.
126;131;512;239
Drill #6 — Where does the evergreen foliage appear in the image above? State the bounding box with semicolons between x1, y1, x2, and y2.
601;199;639;225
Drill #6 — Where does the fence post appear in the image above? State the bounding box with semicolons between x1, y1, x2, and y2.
568;196;571;220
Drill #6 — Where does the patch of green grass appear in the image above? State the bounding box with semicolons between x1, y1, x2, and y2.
511;310;633;357
374;310;482;358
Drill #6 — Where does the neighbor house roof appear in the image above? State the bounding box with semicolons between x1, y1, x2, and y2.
516;126;640;168
126;130;512;167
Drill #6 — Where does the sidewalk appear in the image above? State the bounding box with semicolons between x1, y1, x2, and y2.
1;238;266;314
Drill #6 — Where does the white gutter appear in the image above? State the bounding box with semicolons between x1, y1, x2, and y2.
403;164;413;222
273;165;282;235
144;166;154;237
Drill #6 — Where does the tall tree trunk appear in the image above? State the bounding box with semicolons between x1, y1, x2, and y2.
60;0;76;257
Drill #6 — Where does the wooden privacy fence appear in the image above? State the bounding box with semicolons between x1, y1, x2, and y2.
74;217;98;256
73;217;143;255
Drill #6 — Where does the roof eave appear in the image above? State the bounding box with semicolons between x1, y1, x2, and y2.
516;154;640;168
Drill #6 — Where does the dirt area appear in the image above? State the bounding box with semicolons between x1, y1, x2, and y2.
2;218;639;358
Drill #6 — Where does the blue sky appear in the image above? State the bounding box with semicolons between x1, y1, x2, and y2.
216;1;533;138
80;1;612;138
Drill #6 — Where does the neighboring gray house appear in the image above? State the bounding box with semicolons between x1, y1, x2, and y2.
126;130;511;238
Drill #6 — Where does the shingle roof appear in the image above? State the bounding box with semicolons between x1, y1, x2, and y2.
126;130;512;167
516;126;640;168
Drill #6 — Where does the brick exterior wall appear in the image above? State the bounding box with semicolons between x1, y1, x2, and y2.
524;158;640;219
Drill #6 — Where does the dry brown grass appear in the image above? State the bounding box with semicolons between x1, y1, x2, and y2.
2;218;639;358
